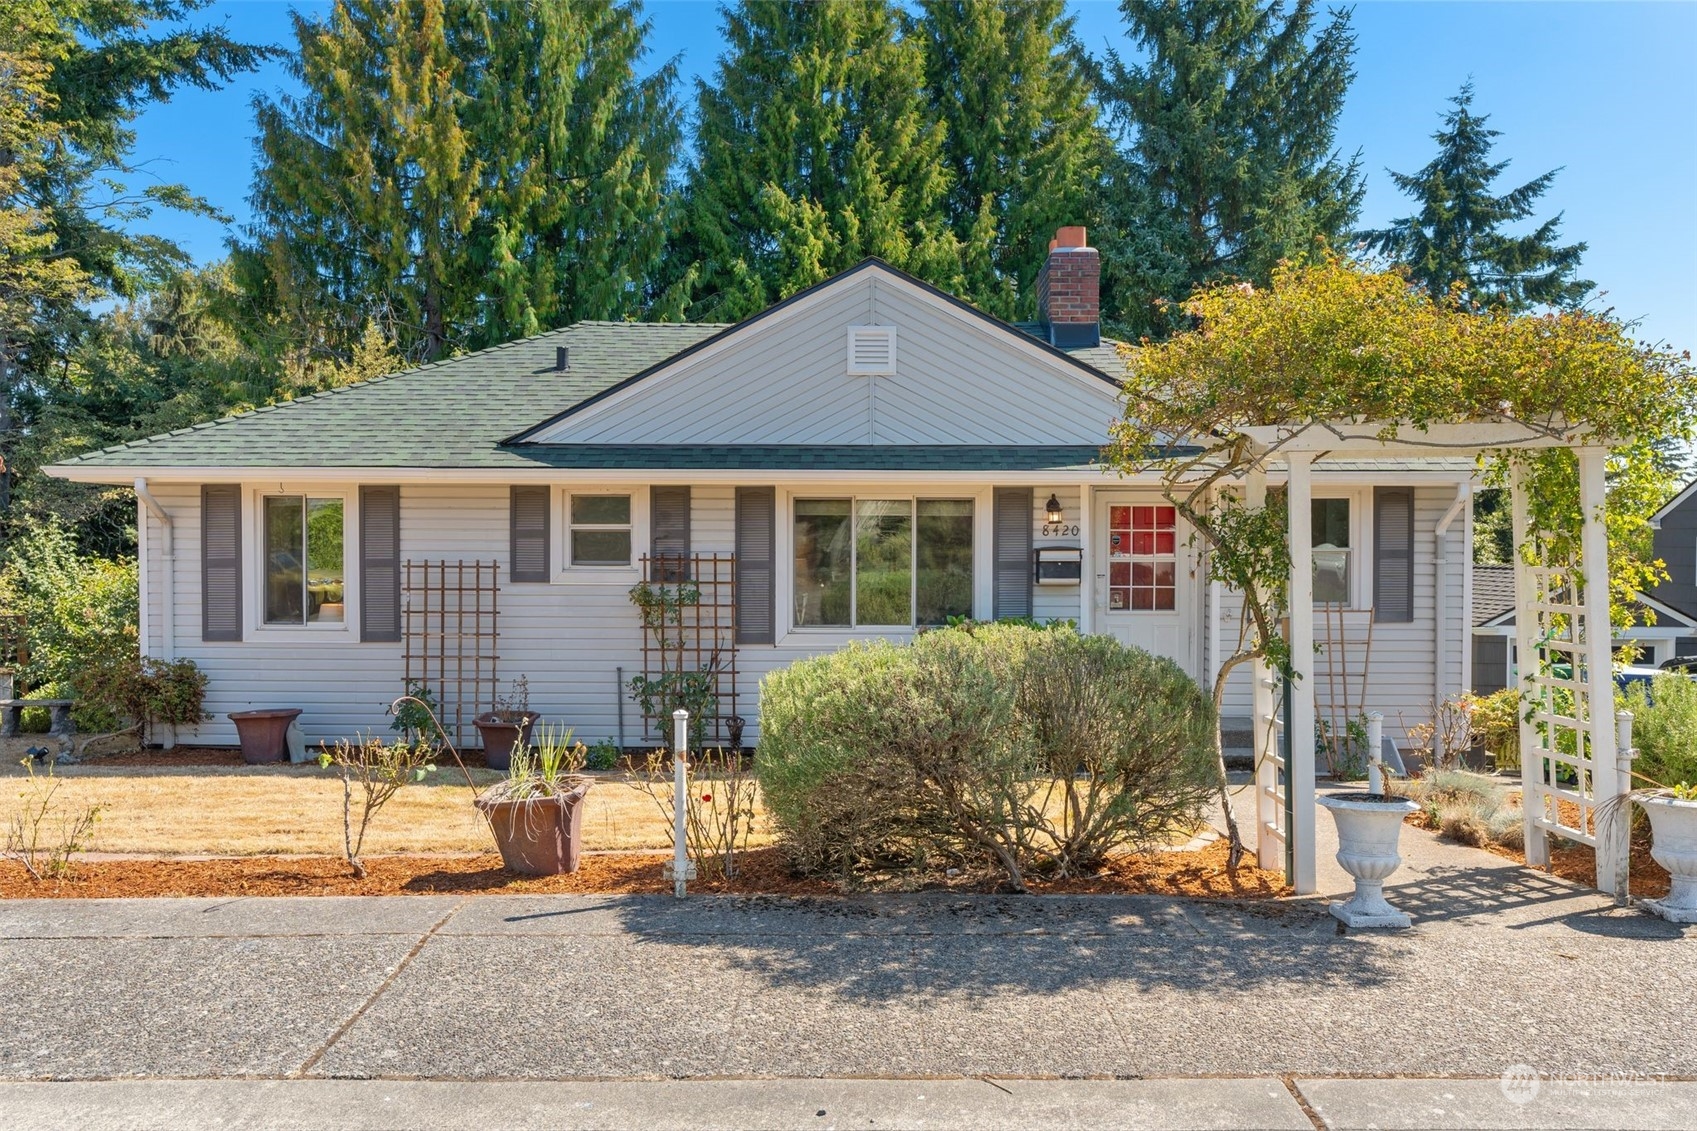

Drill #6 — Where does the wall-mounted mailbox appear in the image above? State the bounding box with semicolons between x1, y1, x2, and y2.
1034;546;1082;585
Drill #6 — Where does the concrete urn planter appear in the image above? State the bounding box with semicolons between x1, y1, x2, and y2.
1318;793;1420;929
228;708;304;764
1639;794;1697;924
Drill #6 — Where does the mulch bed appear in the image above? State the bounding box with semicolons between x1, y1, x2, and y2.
82;746;507;770
1;840;1288;901
1407;808;1672;899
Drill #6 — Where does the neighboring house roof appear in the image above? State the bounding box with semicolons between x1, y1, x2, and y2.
1651;475;1697;525
1472;560;1697;633
1473;563;1516;626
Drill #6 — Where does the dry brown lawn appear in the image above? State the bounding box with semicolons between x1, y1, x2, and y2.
0;761;776;857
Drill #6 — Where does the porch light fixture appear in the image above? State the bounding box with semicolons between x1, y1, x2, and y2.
1045;494;1064;524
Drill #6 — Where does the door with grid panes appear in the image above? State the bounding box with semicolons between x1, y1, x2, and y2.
1094;494;1198;675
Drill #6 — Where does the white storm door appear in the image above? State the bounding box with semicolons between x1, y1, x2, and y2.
1094;493;1198;675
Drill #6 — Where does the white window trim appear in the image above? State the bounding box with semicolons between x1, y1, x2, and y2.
243;484;358;640
555;486;648;583
1312;491;1372;611
775;484;990;644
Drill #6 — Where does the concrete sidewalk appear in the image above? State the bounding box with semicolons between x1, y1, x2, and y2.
6;1077;1697;1130
1;815;1691;1128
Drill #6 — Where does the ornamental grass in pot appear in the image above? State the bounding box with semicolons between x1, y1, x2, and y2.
474;724;592;876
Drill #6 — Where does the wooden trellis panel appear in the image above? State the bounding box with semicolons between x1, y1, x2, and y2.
635;553;738;745
402;560;499;749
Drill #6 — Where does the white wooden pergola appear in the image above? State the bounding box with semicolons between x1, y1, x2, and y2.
1237;419;1629;896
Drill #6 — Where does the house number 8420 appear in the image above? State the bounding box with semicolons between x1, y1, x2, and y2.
1041;523;1080;538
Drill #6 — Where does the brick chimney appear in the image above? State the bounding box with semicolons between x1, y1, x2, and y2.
1035;225;1100;348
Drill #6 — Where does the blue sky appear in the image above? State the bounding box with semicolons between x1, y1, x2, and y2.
129;1;1696;351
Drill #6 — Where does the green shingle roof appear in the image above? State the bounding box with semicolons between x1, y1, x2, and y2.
52;313;1133;473
56;321;728;470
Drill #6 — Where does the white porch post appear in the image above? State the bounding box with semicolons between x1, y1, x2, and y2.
1286;452;1318;894
1510;461;1548;866
1578;446;1624;896
1247;467;1280;871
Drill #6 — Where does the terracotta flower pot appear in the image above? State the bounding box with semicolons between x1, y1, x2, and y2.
475;782;590;875
472;711;538;771
228;708;303;765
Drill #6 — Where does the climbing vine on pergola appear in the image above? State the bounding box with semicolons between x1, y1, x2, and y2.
1106;255;1697;888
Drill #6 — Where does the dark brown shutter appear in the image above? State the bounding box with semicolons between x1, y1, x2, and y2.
993;487;1033;620
359;486;401;642
201;485;242;641
1374;487;1415;623
510;486;550;582
735;487;775;644
650;486;691;582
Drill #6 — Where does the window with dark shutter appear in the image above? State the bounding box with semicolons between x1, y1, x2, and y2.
360;486;401;642
1374;487;1415;623
735;487;776;644
650;486;691;583
993;487;1033;620
201;485;242;641
510;486;550;582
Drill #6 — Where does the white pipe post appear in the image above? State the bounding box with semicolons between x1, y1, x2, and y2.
1509;462;1548;866
672;708;689;899
1367;711;1385;796
1614;710;1637;904
1578;446;1621;896
1287;451;1318;895
1247;467;1280;870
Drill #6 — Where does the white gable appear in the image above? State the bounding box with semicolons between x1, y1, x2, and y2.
520;265;1125;447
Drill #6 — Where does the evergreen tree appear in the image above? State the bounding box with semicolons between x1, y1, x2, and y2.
241;0;678;363
464;1;680;342
1094;0;1364;340
917;0;1102;320
241;0;481;363
676;0;961;320
1358;83;1591;311
1;0;272;528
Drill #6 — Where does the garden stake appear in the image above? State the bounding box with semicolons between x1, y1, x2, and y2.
673;708;689;898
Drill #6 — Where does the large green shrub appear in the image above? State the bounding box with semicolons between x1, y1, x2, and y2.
0;519;139;730
755;624;1217;889
1622;673;1697;789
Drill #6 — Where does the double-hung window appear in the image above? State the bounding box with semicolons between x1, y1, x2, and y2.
793;498;973;628
263;495;346;626
1311;498;1351;604
569;494;632;566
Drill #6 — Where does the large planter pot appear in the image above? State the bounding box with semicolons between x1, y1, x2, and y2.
1639;794;1697;924
475;783;591;875
1318;793;1420;929
228;708;303;765
472;711;538;771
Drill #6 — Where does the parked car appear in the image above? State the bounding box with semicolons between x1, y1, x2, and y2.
1658;655;1697;673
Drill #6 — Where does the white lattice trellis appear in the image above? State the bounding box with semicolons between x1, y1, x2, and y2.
1511;454;1627;894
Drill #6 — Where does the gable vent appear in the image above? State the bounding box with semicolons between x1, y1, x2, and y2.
847;325;896;375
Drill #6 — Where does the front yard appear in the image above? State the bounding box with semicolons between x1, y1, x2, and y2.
0;756;772;857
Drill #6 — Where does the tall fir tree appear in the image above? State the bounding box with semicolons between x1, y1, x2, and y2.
676;0;962;320
241;0;480;364
464;1;680;342
1094;0;1365;340
1358;83;1591;311
917;0;1102;320
240;0;678;364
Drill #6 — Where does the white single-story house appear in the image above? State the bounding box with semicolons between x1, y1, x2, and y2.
47;229;1480;751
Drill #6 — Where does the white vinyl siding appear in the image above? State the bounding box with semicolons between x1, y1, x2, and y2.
537;274;1122;447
